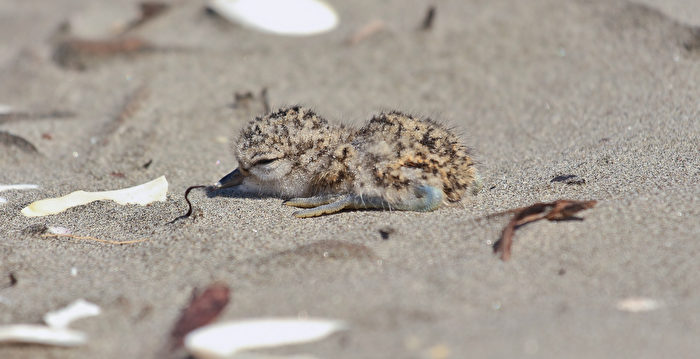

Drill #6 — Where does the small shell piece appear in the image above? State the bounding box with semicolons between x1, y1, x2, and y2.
44;299;101;329
21;176;167;217
0;184;39;192
0;184;39;206
616;297;662;312
0;325;86;346
184;318;346;359
208;0;339;36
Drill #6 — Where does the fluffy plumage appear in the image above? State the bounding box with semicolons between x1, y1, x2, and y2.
217;106;481;217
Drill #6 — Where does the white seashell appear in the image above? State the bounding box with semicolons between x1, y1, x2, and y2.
0;184;39;192
48;226;72;235
0;184;39;205
184;318;346;359
0;325;86;346
44;299;101;329
616;297;662;312
21;176;168;217
208;0;338;36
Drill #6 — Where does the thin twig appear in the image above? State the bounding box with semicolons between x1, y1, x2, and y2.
347;20;386;45
169;185;207;224
421;6;436;30
492;199;597;261
41;233;149;245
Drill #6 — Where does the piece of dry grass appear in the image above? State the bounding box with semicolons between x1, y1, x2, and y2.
490;199;597;261
347;20;386;45
41;233;149;245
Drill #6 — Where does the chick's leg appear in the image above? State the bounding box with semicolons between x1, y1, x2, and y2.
290;195;353;218
284;194;341;208
288;185;444;218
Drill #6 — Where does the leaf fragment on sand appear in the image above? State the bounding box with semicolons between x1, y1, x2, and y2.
21;176;168;217
0;325;86;346
491;199;597;261
171;283;230;348
44;299;101;329
616;297;661;312
208;0;338;36
184;318;346;359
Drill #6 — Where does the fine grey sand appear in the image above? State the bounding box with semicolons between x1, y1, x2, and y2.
1;0;699;358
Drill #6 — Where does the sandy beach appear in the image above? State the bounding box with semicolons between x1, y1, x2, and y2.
1;0;699;357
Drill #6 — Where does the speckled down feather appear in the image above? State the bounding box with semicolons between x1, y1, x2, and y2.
232;106;479;205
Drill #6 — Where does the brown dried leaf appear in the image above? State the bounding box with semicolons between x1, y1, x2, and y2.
128;2;170;30
53;37;153;70
170;283;230;349
493;200;597;261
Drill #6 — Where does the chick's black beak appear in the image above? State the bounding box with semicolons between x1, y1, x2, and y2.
214;168;244;189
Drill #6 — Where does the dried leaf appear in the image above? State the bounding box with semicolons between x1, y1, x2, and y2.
492;199;597;261
127;2;170;30
53;37;153;70
171;283;230;349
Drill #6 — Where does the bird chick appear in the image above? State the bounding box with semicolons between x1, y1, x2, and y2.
215;106;481;217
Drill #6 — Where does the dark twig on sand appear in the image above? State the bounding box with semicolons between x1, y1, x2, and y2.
41;233;149;245
0;110;75;125
0;131;39;154
491;199;597;261
169;185;208;224
421;6;436;30
126;2;170;31
170;283;230;349
53;37;154;70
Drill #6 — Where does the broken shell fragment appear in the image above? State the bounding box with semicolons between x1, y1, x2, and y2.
0;325;86;346
184;318;346;359
208;0;339;36
616;297;662;312
0;184;39;192
21;176;168;217
44;299;101;329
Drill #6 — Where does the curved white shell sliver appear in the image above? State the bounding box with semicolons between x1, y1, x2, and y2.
208;0;339;36
184;318;346;359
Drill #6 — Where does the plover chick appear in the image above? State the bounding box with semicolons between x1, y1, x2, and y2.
215;106;481;218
